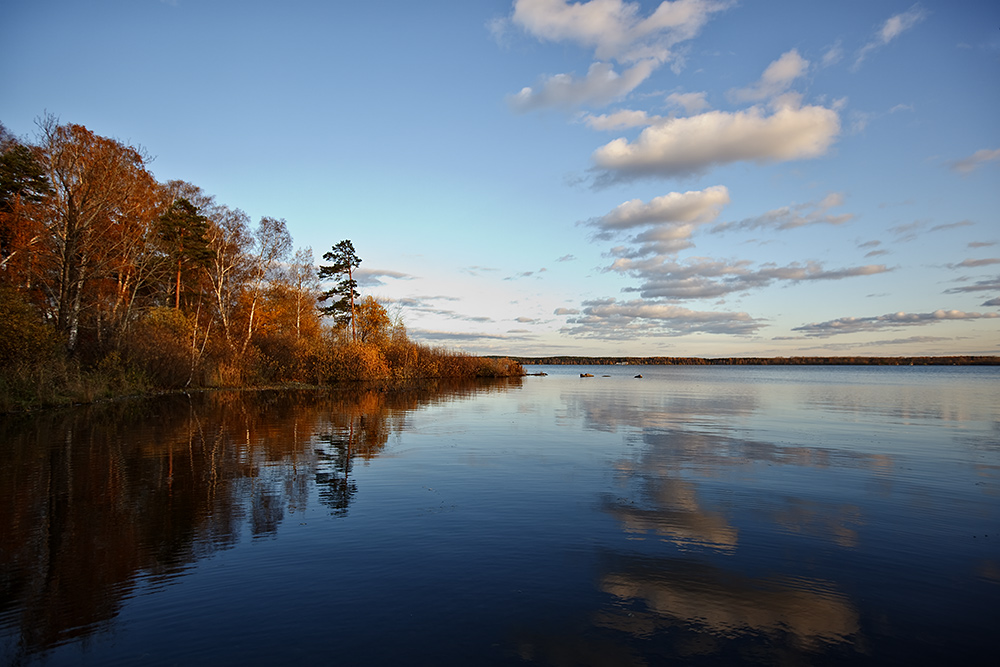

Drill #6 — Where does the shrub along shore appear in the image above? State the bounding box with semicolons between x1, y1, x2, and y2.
1;283;523;413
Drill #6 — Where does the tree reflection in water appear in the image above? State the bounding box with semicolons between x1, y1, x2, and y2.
0;379;516;661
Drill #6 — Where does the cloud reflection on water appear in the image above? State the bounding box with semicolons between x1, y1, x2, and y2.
596;556;860;651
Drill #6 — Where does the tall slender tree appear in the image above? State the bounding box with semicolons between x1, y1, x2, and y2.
318;240;361;341
156;198;214;309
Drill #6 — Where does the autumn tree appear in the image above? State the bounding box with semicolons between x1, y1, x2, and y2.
318;240;361;340
35;116;158;352
285;246;321;341
355;296;392;347
239;216;291;354
204;204;252;347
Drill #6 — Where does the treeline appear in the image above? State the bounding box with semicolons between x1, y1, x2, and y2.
0;117;520;410
515;356;1000;366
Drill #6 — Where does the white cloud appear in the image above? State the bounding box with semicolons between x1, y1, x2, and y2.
793;309;998;337
592;101;840;181
854;5;928;69
948;148;1000;175
729;49;809;103
581;108;661;130
505;1;729;113
609;257;890;299
562;297;762;338
509;60;658;112
665;91;709;115
712;192;854;233
821;41;843;67
589;186;730;256
511;0;729;64
595;186;730;230
554;307;580;315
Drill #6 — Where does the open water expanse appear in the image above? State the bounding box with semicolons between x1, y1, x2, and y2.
1;365;998;665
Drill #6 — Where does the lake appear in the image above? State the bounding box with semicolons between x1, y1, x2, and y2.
1;365;998;665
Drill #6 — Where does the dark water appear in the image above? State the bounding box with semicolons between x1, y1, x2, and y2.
1;366;998;665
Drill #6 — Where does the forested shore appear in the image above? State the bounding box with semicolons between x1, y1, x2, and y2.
0;117;520;411
513;356;1000;366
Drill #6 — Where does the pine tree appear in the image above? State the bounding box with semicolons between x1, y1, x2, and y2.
318;239;361;340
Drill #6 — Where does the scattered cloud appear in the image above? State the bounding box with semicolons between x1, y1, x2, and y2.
461;265;500;276
504;268;547;280
592;100;839;182
858;239;888;258
665;91;710;115
509;60;658;111
983;297;1000;307
504;0;730;113
581;108;661;130
930;220;974;232
562;298;762;338
944;275;1000;294
409;329;521;343
969;241;996;249
781;335;959;353
395;296;494;323
610;257;890;299
949;258;1000;269
793;308;998;337
821;41;843;67
353;268;414;288
948;148;1000;175
515;316;537;323
588;186;730;256
712;192;853;233
854;5;928;70
593;186;731;231
729;49;809;103
556;254;577;262
554;307;580;315
889;220;924;242
510;0;730;64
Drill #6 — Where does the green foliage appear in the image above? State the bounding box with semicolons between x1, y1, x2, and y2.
0;143;51;211
317;239;361;331
157;198;214;309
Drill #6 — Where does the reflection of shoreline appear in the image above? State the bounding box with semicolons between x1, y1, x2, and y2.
0;380;516;660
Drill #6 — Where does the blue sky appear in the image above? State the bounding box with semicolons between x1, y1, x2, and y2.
3;0;998;357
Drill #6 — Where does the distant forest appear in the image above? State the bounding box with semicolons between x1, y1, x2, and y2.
513;356;1000;366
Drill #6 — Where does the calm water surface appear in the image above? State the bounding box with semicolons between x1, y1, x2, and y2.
1;366;998;665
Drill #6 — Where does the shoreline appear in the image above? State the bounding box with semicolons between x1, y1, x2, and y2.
508;355;1000;366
